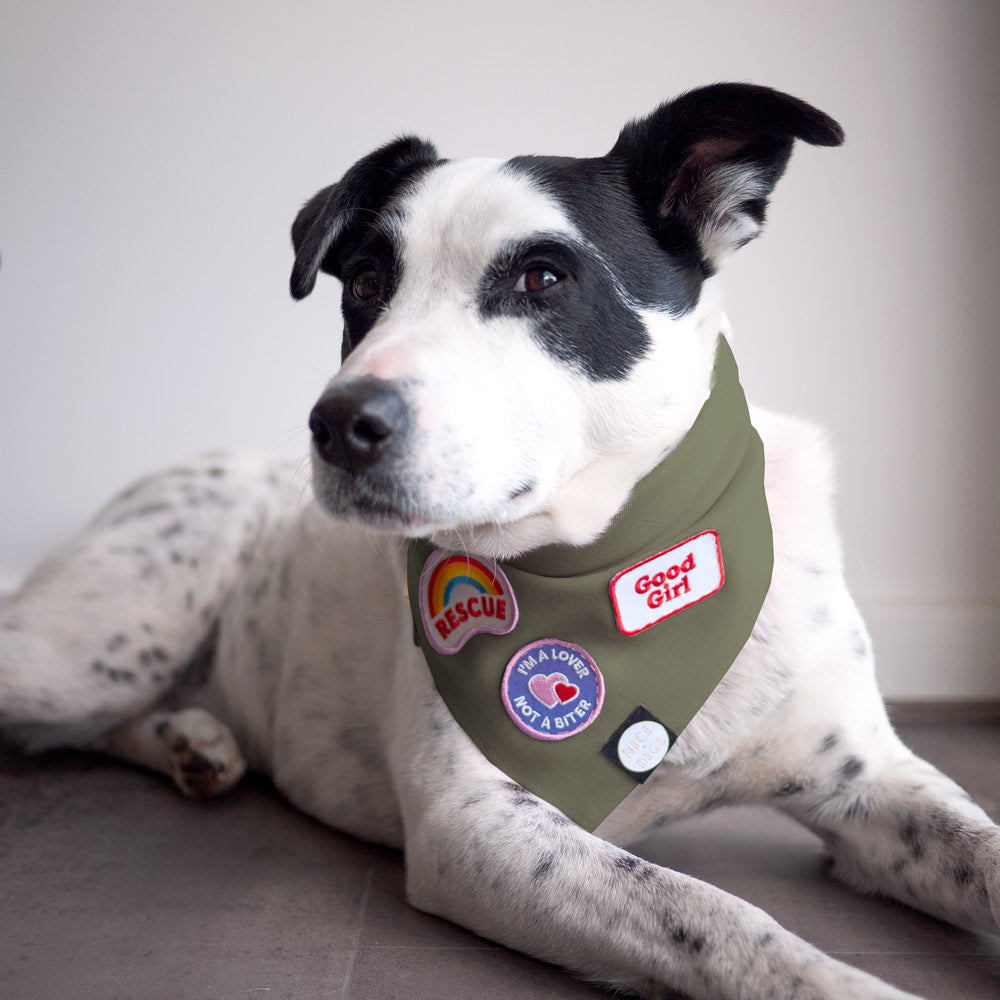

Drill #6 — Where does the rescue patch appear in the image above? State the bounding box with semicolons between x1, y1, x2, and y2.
418;549;518;655
609;530;725;636
501;639;604;741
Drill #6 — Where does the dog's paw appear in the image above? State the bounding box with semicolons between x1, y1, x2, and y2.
155;708;247;798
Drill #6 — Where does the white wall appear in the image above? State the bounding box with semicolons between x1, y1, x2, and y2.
1;0;997;699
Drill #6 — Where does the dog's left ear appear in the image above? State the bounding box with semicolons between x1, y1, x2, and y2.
610;83;844;274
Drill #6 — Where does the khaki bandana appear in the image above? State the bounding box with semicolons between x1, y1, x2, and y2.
406;336;773;831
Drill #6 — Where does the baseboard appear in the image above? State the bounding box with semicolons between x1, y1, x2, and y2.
885;700;1000;725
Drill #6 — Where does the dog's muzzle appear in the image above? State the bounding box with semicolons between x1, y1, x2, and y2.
309;376;409;472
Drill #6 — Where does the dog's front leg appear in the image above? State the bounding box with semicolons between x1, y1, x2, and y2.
390;672;920;1000
782;731;1000;938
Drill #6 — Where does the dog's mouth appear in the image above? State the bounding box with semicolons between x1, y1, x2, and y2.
314;471;430;529
312;461;540;536
351;491;425;527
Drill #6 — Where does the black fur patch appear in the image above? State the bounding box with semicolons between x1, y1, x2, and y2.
775;779;806;798
839;755;865;780
476;229;649;381
290;136;439;302
488;156;704;381
506;156;703;312
335;216;405;354
531;854;557;883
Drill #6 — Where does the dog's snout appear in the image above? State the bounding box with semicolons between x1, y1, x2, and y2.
309;377;408;471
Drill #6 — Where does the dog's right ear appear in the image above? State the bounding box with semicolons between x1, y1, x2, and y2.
290;136;439;300
609;83;844;275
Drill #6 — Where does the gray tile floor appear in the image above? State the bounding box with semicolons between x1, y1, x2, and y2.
1;712;998;999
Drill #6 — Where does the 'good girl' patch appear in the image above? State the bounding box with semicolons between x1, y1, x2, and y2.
501;639;604;741
609;531;724;636
418;549;518;654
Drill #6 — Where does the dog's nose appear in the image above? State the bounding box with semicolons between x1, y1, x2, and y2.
309;377;408;471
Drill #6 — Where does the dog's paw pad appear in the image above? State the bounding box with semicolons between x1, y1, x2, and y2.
156;708;247;799
175;747;230;798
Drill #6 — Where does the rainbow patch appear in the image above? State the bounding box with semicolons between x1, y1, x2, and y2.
426;556;506;618
418;549;519;655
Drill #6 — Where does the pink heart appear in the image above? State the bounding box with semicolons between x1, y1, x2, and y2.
528;672;578;708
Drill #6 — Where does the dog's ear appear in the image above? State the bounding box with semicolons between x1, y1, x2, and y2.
290;136;439;300
609;83;843;274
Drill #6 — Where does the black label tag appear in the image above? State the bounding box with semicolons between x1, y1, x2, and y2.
599;706;676;783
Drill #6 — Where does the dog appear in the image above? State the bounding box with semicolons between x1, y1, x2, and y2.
1;83;997;1000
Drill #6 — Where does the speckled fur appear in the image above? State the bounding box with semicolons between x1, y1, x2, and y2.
2;85;997;1000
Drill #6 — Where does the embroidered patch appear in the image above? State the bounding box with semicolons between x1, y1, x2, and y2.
599;706;676;781
418;549;519;655
609;530;725;636
502;639;604;741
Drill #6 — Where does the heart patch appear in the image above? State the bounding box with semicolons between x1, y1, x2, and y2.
554;681;579;704
527;672;579;708
501;639;603;741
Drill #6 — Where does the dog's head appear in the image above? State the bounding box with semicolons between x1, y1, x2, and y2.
291;83;842;558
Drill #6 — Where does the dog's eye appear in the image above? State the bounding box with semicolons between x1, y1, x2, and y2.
351;268;381;302
514;266;563;294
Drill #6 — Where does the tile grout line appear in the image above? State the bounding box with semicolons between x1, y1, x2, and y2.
334;859;377;999
829;949;995;958
335;943;503;953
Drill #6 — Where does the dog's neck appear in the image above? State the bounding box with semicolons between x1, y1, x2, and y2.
473;446;680;559
429;293;732;561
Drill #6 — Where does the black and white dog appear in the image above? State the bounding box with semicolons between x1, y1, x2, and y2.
1;84;997;999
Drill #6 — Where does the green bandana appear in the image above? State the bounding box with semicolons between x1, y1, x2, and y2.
407;336;773;831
